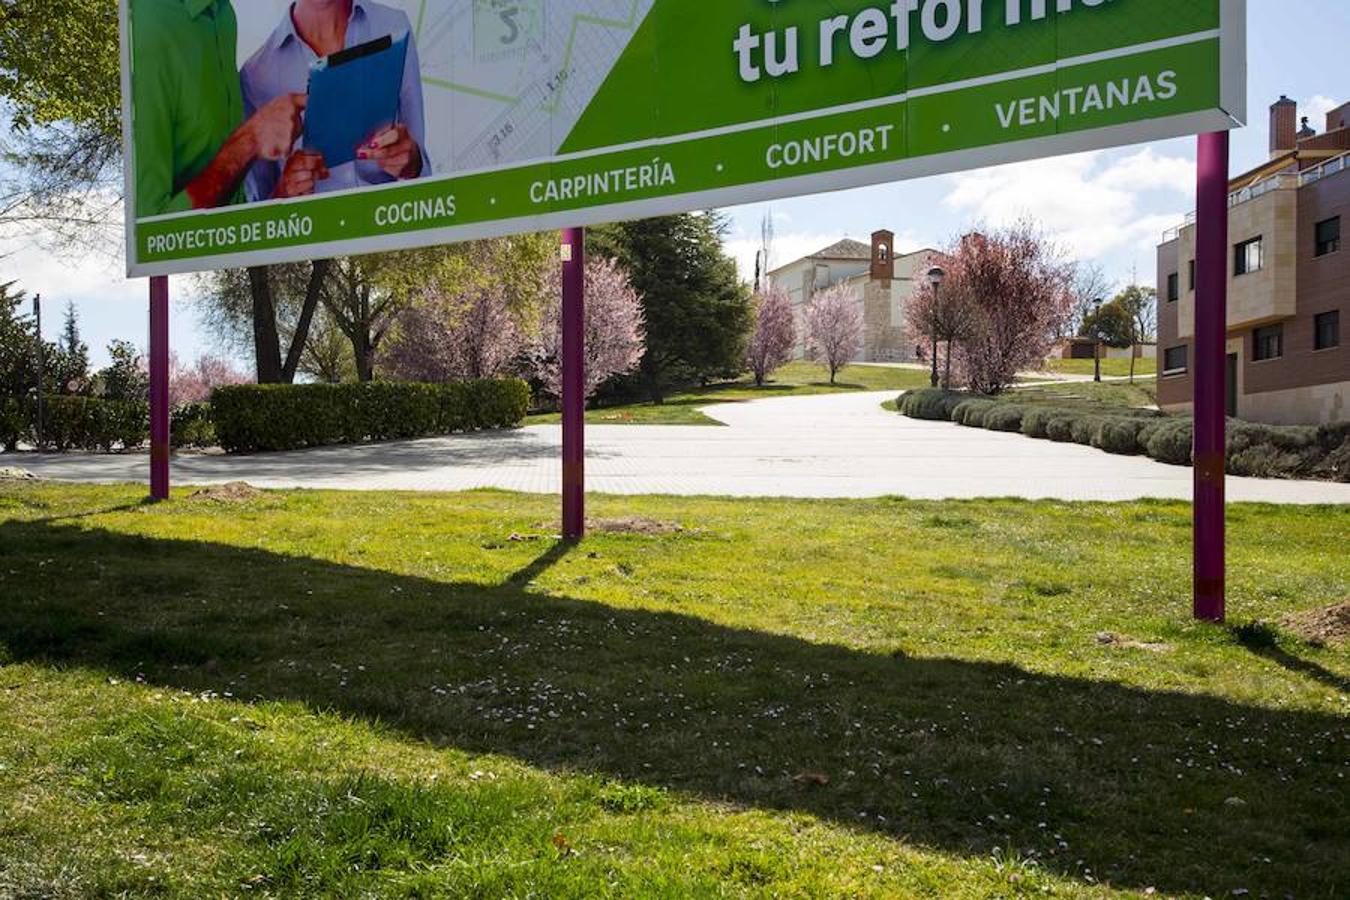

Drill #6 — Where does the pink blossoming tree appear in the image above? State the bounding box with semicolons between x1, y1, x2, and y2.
381;281;523;383
745;285;796;386
530;256;645;402
169;353;249;408
804;283;863;384
942;224;1077;394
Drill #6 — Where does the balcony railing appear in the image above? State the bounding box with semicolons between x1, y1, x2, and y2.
1160;149;1350;244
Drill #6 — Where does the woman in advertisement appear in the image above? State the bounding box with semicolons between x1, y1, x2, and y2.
241;0;430;201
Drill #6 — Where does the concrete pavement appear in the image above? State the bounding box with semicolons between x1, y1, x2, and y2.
13;391;1350;503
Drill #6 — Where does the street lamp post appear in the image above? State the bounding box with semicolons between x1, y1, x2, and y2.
1092;297;1103;383
926;267;946;389
33;294;44;450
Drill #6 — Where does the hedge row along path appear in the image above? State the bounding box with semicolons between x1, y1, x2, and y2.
18;391;1350;504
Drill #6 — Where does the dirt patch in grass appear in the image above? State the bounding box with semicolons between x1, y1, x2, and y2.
0;467;38;481
590;517;685;536
189;482;264;504
1279;601;1350;647
1095;632;1173;653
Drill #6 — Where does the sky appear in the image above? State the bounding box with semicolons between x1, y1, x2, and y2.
3;1;1347;368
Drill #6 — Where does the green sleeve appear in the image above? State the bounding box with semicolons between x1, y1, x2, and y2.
131;24;192;218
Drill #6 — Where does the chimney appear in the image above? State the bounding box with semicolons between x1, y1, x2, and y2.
870;229;895;282
1297;116;1317;144
1270;95;1298;157
1328;101;1350;133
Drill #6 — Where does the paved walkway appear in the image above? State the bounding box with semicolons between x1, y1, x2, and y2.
14;392;1350;503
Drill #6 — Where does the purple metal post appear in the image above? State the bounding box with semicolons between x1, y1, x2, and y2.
561;227;586;541
149;275;171;501
1193;132;1229;622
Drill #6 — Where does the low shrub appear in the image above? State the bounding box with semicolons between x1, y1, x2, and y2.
1045;414;1078;443
898;384;1345;483
1226;420;1329;479
211;379;531;454
982;404;1026;433
1093;418;1148;455
899;389;967;421
1312;437;1350;482
953;399;997;428
1143;419;1194;466
1070;416;1105;446
1020;407;1063;439
171;403;216;450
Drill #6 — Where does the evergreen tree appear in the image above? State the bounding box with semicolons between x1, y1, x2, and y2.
51;301;90;394
0;280;39;400
588;213;753;403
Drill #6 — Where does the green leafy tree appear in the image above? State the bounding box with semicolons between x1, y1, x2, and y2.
0;0;122;238
1081;302;1134;349
1082;286;1156;382
96;339;149;403
588;213;753;403
1113;284;1158;383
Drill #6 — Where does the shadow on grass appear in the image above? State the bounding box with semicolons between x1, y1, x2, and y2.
1;521;1345;895
1233;622;1350;695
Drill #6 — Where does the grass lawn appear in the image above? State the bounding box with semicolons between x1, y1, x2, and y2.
2;483;1347;898
1008;380;1159;410
528;361;934;425
1042;358;1158;378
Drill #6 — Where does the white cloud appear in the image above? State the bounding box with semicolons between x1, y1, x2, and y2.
1;238;142;306
940;148;1193;259
1304;95;1341;128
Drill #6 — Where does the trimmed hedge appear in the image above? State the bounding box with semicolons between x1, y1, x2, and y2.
171;403;216;450
897;387;1350;482
37;397;149;452
0;399;23;452
952;399;997;428
211;379;531;453
982;404;1026;433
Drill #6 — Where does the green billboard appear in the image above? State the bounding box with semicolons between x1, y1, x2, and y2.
121;0;1245;276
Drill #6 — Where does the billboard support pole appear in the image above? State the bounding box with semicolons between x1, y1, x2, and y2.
1193;132;1228;622
149;275;171;502
562;227;586;541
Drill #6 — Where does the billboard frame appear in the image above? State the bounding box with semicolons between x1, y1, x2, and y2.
120;0;1247;278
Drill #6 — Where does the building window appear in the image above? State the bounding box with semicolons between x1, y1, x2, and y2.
1188;259;1196;291
1166;273;1179;302
1315;217;1341;257
1253;324;1284;361
1234;237;1264;276
1315;310;1341;351
1162;345;1188;375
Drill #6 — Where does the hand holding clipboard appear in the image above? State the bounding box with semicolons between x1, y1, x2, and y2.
301;34;420;177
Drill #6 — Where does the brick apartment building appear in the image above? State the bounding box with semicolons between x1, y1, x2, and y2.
766;231;939;363
1156;96;1349;425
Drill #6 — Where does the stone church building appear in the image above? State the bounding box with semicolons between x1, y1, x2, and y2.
765;230;939;363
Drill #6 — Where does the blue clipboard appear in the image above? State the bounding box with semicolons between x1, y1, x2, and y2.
303;34;409;167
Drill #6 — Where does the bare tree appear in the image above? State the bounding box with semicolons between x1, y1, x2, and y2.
1068;262;1113;340
907;275;977;389
196;262;331;384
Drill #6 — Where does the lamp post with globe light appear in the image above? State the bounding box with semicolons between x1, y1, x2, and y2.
1093;297;1104;383
926;266;946;389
